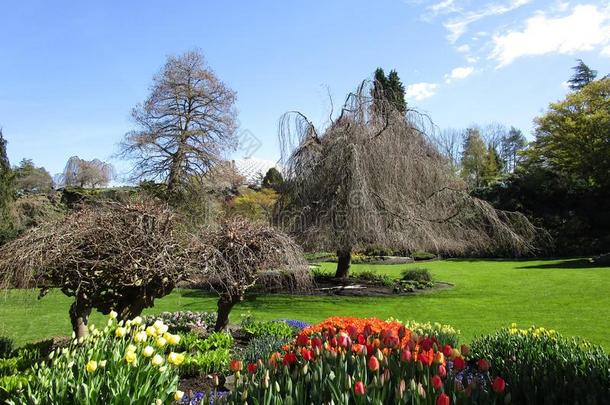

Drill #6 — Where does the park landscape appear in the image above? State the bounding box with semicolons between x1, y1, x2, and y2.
1;4;610;404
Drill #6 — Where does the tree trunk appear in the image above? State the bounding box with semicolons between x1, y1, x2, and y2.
69;301;92;339
117;296;148;322
335;249;352;278
214;295;240;332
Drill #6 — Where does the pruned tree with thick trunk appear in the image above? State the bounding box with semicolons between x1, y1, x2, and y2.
0;199;202;338
275;81;540;278
119;50;238;196
193;217;311;331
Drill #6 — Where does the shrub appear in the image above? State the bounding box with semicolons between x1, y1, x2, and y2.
411;251;436;261
181;349;231;377
401;267;432;282
237;335;291;365
226;317;503;404
142;311;217;334
470;324;610;404
0;375;29;403
355;270;394;286
0;336;13;359
242;320;295;340
7;314;185;404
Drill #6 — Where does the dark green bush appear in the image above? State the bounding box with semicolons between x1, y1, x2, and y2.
0;337;13;359
238;335;291;364
411;251;436;261
470;325;610;405
355;270;394;286
401;267;432;282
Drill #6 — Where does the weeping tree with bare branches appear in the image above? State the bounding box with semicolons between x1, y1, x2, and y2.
276;80;540;278
61;156;115;188
0;199;201;338
119;50;238;196
194;217;311;331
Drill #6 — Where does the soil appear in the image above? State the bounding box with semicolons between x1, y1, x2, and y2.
310;277;453;297
179;374;229;396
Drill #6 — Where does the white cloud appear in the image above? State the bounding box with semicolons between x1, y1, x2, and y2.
444;0;531;42
466;56;478;64
456;44;470;53
405;82;439;101
602;44;610;57
445;66;475;83
428;0;458;14
490;4;610;67
560;80;570;89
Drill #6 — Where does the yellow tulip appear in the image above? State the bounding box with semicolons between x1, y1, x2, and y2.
167;334;180;346
124;351;137;364
156;337;167;348
127;344;137;352
167;352;185;366
109;310;118;320
143;346;154;357
145;326;157;337
151;354;164;367
174;391;184;401
85;360;97;373
134;331;147;343
115;327;127;338
132;316;143;326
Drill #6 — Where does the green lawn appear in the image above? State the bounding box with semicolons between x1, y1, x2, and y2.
1;258;609;350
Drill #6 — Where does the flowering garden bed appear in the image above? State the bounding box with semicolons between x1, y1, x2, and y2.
1;312;609;404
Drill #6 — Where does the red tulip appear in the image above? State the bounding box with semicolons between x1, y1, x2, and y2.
453;356;465;370
432;374;443;391
311;337;322;348
438;364;447;377
436;393;450;405
492;376;506;393
283;352;297;366
301;348;314;361
477;358;490;371
296;333;309;347
368;355;380;371
338;334;351;348
354;380;366;396
247;363;257;374
401;349;412;363
229;359;243;372
443;344;453;357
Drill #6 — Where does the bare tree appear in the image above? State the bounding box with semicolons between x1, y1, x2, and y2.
119;50;238;195
0;199;201;337
61;156;114;188
193;217;311;331
431;128;463;172
276;81;540;278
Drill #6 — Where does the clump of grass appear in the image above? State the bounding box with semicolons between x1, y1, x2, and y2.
401;267;432;282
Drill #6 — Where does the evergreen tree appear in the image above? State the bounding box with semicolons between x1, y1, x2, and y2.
371;68;406;114
261;167;284;191
14;158;54;193
482;145;502;185
0;130;15;238
568;59;597;90
386;70;407;114
460;128;487;188
500;127;527;173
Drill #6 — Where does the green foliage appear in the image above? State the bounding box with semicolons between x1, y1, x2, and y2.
242;319;296;340
13;159;53;194
0;375;29;403
411;251;436;261
482;145;502;184
567;59;597;90
261;167;284;191
528;78;610;189
238;335;291;364
400;267;432;282
499;127;526;173
354;270;394;286
181;349;231;377
0;336;13;359
470;324;610;404
231;188;278;222
460;127;487;188
372;68;406;114
0;130;15;242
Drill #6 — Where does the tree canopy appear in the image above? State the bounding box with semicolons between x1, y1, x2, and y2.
14;159;53;193
372;68;406;114
60;156;114;188
527;78;610;189
119;50;238;195
276;81;538;277
568;59;597;91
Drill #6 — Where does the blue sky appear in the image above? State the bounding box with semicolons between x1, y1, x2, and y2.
1;0;609;180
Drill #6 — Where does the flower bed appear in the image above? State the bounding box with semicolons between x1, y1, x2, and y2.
226;316;505;404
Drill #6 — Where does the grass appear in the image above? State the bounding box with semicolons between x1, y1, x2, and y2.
1;258;609;350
